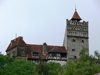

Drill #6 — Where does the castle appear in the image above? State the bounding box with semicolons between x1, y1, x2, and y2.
6;9;89;64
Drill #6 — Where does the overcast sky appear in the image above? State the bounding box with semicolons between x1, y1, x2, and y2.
0;0;100;56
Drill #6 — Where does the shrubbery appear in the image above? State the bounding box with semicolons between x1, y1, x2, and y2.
0;47;100;75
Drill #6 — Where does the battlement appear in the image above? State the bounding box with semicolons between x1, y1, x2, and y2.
67;19;88;26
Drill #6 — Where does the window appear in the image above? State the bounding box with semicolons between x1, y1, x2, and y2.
32;52;39;57
52;53;56;57
74;56;77;59
72;39;75;42
72;49;75;51
7;53;10;57
22;50;25;56
81;40;84;43
12;51;15;57
60;53;66;57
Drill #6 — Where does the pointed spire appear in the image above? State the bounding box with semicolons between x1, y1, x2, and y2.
71;6;82;21
75;4;76;11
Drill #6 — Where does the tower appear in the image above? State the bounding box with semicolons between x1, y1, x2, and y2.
63;8;89;60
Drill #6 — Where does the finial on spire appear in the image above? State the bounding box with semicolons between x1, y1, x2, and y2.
16;33;17;38
75;5;76;11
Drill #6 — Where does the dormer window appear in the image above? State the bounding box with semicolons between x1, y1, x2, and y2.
72;39;75;42
32;52;39;57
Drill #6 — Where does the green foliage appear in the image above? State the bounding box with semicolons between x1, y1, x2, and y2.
79;47;89;61
0;52;13;67
47;62;62;75
32;55;50;75
33;63;49;75
1;60;35;75
78;47;95;65
47;62;61;71
33;55;62;75
61;47;100;75
94;50;100;59
0;53;8;67
62;60;100;75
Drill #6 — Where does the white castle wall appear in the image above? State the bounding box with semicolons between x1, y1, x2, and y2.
47;60;66;66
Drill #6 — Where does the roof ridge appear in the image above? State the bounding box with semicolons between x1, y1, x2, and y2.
27;44;64;47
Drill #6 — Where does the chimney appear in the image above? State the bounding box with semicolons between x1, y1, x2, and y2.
43;42;47;55
10;40;14;46
11;40;14;43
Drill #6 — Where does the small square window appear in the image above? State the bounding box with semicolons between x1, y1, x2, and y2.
74;56;77;59
82;40;84;43
72;39;75;42
72;49;75;51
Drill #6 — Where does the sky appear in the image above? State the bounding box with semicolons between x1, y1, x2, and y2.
0;0;100;56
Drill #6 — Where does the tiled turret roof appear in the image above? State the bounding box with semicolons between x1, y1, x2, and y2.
71;10;82;21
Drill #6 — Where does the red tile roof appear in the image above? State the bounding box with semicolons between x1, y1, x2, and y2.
71;10;82;21
27;44;67;59
27;44;48;59
48;46;67;53
6;37;67;60
6;36;27;52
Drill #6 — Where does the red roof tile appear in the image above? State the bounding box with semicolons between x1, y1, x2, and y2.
6;36;27;52
27;44;67;59
48;46;67;53
27;44;48;59
71;10;82;21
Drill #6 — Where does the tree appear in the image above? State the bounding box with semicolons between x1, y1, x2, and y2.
60;47;100;75
1;60;35;75
78;47;95;65
0;52;7;67
0;52;13;68
47;62;62;75
32;55;49;75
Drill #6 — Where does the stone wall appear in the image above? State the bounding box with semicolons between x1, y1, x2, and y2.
6;46;28;60
63;19;89;60
6;47;17;58
47;60;66;66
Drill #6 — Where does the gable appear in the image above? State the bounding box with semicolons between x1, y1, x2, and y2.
6;36;27;52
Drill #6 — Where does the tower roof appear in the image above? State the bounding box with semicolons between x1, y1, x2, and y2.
71;9;82;21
